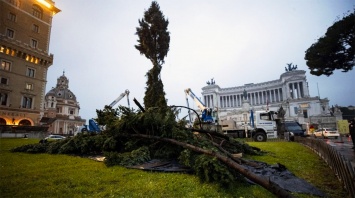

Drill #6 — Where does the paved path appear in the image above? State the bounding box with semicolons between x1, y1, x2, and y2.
321;136;355;172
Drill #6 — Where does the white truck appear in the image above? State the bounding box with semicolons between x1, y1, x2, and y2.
183;88;279;142
219;110;279;142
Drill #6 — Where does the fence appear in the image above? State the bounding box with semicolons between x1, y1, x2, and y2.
295;137;355;197
0;131;47;139
0;125;49;139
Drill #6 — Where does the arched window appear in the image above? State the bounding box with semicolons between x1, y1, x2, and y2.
19;119;31;126
0;118;6;125
8;0;21;7
32;5;43;19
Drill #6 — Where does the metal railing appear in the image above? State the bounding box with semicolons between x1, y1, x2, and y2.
295;137;355;197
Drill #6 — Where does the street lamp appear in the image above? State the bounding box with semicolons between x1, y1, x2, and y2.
284;99;290;118
243;113;248;138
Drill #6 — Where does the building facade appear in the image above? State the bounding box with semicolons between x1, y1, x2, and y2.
42;73;85;135
201;69;342;128
0;0;60;126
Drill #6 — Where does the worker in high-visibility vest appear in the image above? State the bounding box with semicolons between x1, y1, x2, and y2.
349;119;355;149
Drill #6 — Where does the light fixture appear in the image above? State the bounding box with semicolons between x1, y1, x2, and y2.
36;0;52;9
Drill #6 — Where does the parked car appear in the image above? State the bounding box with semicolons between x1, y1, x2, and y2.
39;135;66;143
313;128;340;139
284;121;305;136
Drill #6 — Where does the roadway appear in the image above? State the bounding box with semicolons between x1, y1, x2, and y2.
316;135;355;172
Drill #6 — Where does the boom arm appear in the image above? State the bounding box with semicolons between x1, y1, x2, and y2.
185;88;213;123
184;88;207;111
109;89;130;108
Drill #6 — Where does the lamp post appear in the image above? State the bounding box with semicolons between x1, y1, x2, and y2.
284;99;290;118
242;89;250;138
244;113;248;138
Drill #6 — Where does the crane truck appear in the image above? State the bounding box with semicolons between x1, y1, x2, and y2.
184;88;279;141
75;89;130;135
184;88;214;125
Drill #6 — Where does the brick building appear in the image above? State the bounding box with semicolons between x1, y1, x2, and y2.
0;0;60;127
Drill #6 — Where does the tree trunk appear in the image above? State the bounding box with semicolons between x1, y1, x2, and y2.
121;133;294;198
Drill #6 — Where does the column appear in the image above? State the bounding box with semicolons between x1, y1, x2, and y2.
283;84;287;100
253;92;256;105
264;91;267;104
276;89;279;102
299;82;304;98
275;89;279;102
303;81;310;97
224;96;227;107
290;83;294;99
294;83;297;98
230;95;233;107
207;95;209;107
270;89;275;102
232;95;234;107
211;95;214;108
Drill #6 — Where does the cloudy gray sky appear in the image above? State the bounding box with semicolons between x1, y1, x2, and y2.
48;0;355;121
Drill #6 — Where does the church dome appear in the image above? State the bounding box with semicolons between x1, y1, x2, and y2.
45;72;77;101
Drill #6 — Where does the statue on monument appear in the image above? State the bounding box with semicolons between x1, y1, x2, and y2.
206;78;215;85
243;89;247;100
277;106;286;120
285;63;298;72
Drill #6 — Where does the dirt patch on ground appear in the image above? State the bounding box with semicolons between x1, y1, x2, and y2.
87;155;105;162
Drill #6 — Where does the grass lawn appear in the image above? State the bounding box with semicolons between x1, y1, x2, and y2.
246;141;348;198
0;138;348;198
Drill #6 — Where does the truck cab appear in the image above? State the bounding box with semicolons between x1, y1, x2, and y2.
253;111;278;141
220;110;278;142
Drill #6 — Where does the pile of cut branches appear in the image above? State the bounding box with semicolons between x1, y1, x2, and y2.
13;106;293;197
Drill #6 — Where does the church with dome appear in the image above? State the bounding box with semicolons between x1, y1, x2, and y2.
41;72;85;135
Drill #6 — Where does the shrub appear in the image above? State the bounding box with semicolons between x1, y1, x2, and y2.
194;155;243;188
11;143;47;153
104;146;151;167
59;138;80;154
47;140;65;154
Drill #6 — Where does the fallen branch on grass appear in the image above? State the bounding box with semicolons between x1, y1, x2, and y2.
120;133;294;198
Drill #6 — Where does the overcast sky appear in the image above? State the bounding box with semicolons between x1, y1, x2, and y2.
47;0;355;121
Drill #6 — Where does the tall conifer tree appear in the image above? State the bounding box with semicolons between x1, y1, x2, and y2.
135;1;170;112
